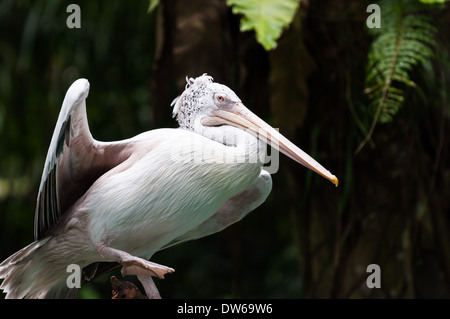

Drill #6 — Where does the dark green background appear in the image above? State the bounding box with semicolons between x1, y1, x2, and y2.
1;0;449;298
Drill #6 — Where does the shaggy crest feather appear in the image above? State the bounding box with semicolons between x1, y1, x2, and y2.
171;74;215;130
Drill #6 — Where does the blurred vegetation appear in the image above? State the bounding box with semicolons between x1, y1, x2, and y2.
1;0;449;298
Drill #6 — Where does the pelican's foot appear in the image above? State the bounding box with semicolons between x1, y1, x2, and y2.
119;254;175;279
95;242;175;298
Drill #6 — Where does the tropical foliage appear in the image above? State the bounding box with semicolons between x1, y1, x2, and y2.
358;0;439;152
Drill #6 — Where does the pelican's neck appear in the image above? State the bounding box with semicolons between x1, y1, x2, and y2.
196;124;267;165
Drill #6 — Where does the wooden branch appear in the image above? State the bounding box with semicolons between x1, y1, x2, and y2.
110;276;148;299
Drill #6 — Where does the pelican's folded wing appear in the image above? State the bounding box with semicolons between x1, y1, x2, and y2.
160;169;273;250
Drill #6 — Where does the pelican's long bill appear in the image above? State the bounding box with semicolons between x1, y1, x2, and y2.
202;102;339;186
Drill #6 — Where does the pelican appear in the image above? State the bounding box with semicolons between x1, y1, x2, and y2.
0;75;338;299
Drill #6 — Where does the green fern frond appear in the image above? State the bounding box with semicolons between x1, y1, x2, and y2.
365;0;437;125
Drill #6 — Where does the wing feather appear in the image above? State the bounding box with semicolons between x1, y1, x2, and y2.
161;169;272;250
35;79;91;239
34;79;133;239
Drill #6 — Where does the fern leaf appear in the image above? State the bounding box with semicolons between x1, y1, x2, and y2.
355;0;438;153
365;0;437;125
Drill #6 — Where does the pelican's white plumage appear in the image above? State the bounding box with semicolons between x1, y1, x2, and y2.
0;75;337;299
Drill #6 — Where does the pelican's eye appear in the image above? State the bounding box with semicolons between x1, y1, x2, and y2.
214;93;228;106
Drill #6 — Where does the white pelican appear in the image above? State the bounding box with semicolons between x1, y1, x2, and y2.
0;75;338;298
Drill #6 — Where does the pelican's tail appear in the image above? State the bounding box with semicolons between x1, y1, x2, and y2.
0;239;78;299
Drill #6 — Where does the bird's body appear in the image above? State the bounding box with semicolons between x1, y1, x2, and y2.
0;75;337;298
83;128;262;257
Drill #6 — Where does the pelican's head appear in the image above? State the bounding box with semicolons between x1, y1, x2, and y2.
172;74;338;186
172;74;240;131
